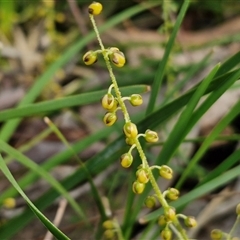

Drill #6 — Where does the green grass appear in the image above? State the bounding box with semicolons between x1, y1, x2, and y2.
0;1;240;239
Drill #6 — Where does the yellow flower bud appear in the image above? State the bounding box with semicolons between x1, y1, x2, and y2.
136;169;149;184
160;228;172;240
123;122;138;138
158;215;167;226
130;94;143;106
103;229;115;239
144;196;156;208
110;51;126;67
210;229;223;240
165;207;176;221
102;93;116;110
83;50;98;65
103;112;117;126
184;216;197;228
88;2;103;15
102;220;115;229
166;188;179;201
3;198;16;209
132;181;145;194
145;129;159;143
120;153;133;168
159;165;173;180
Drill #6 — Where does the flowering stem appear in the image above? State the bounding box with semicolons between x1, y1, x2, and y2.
89;14;130;123
89;11;189;240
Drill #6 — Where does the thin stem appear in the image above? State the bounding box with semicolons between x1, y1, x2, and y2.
169;222;184;240
128;144;136;154
134;138;168;209
89;14;105;50
89;14;130;123
108;84;114;94
172;218;189;240
227;215;240;240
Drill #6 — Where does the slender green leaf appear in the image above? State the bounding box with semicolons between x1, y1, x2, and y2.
163;51;212;104
146;0;190;114
0;139;126;239
0;85;149;122
0;140;86;219
140;69;240;132
0;154;70;240
199;148;240;186
0;126;114;202
157;64;219;165
46;118;107;222
215;51;240;77
176;100;240;188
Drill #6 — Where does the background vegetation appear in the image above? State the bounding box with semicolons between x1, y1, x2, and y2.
0;0;240;239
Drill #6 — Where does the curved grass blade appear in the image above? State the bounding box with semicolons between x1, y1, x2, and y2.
0;139;86;219
0;85;149;122
215;51;240;77
199;148;240;186
4;128;53;164
146;0;190;114
0;125;114;202
140;69;240;132
176;99;240;189
45;117;107;222
162;51;212;104
156;63;220;165
0;154;70;240
0;138;127;239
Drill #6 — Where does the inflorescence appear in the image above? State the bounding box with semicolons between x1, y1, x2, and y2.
83;2;197;240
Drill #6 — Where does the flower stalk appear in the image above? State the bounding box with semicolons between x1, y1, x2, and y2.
84;2;194;240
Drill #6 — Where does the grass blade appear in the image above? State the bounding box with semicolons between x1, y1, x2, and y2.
157;63;220;164
176;100;240;188
0;85;149;122
146;0;190;114
0;154;70;240
199;148;240;186
0;126;114;202
0;140;86;219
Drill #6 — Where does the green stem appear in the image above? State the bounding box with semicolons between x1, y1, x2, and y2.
134;138;168;208
169;222;184;240
227;215;240;240
89;14;130;123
